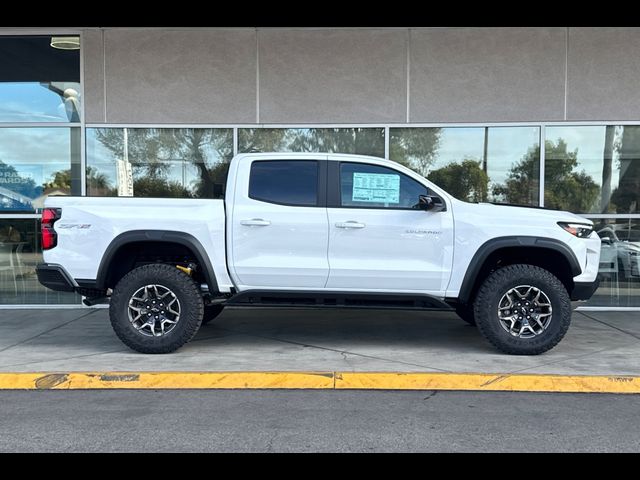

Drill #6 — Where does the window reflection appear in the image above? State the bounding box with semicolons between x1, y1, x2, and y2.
390;127;540;205
0;218;79;304
0;128;81;212
86;128;233;198
238;128;385;158
545;126;640;214
588;217;640;307
0;36;81;122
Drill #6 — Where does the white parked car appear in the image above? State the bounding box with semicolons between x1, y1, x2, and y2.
597;226;640;279
36;153;601;355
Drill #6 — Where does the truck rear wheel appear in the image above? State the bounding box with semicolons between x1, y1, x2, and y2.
109;264;204;354
473;264;571;355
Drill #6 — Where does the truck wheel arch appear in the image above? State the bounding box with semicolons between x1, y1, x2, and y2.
456;236;582;305
96;230;219;293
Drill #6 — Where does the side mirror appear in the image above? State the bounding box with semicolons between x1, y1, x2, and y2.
600;236;612;245
418;194;446;212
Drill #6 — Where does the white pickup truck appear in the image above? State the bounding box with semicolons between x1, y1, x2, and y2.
37;153;601;355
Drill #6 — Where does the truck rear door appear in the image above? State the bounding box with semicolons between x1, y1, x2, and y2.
229;156;329;289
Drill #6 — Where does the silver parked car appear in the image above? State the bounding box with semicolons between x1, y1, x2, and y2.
597;226;640;280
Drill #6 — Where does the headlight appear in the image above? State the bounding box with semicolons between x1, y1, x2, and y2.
558;222;594;238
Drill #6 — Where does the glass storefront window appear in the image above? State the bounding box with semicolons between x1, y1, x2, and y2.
390;126;540;206
0;218;79;304
586;217;640;307
238;128;385;158
0;34;82;306
86;128;233;198
0;36;81;122
0;128;81;213
545;126;640;214
0;114;636;310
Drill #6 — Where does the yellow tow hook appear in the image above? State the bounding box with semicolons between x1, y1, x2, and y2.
176;265;193;276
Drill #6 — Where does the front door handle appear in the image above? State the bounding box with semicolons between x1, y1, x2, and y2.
240;218;271;226
335;221;366;229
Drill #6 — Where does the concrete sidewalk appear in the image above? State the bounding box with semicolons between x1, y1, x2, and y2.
0;308;639;376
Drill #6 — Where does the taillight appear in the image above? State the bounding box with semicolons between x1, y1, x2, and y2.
42;208;61;250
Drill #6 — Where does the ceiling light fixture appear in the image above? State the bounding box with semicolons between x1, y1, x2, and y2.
50;36;80;50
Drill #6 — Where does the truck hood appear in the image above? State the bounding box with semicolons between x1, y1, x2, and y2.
469;202;592;225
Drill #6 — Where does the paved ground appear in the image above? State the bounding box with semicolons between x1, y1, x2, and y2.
0;308;639;375
1;390;638;452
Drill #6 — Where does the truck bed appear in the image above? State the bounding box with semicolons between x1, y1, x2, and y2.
42;197;231;291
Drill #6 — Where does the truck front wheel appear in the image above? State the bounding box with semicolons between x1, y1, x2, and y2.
109;264;204;354
473;264;572;355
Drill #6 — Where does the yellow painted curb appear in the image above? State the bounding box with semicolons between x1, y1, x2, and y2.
0;371;639;393
335;372;640;394
0;372;334;390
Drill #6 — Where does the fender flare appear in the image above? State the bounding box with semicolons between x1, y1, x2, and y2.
457;236;582;304
96;230;219;293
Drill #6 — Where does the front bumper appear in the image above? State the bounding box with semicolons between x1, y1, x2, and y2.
36;263;77;292
571;279;600;301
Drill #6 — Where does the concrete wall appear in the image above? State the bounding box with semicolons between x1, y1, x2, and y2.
78;27;640;124
567;27;640;121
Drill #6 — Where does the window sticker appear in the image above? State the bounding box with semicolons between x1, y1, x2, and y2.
352;172;400;203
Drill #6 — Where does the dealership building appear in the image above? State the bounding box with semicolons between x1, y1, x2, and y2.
0;27;638;309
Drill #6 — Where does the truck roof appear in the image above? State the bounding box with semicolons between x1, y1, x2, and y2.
233;152;392;163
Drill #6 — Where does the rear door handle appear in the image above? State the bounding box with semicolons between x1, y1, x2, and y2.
240;218;271;226
335;221;366;229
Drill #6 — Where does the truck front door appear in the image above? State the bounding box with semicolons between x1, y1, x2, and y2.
325;158;454;295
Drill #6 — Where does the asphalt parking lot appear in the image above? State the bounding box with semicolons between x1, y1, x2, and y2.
0;307;639;376
3;389;640;452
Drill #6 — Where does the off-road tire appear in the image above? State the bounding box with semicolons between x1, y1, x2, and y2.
473;264;571;355
110;264;204;354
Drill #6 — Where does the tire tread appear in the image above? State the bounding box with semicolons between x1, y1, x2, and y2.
109;264;204;354
473;264;571;355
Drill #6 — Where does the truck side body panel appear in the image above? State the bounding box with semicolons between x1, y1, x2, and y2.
446;199;601;297
42;197;233;291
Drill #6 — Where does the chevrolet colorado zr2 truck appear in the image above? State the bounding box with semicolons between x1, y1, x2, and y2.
36;153;601;355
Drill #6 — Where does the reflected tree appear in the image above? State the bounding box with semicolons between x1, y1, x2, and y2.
94;128;233;198
47;167;114;196
545;139;600;212
238;129;287;153
493;139;599;211
611;126;640;214
178;129;233;198
428;159;489;202
133;177;192;198
287;129;385;157
389;128;442;174
44;169;72;192
239;128;385;158
491;145;540;206
85;166;115;196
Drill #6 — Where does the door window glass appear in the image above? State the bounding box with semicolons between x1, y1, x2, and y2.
340;162;428;209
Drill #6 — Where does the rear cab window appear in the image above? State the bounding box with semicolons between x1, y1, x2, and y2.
249;160;319;207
